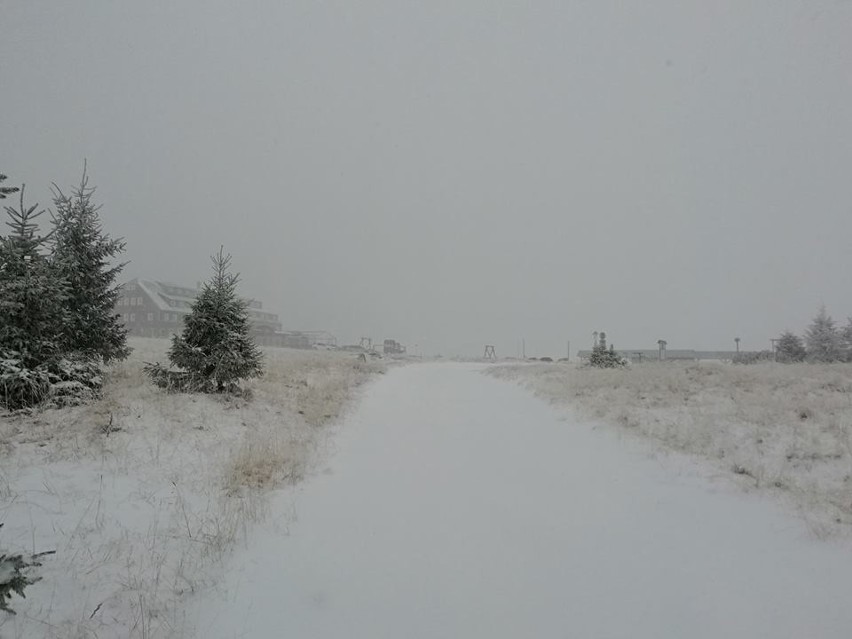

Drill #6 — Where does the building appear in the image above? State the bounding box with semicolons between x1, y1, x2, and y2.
114;278;282;343
383;339;406;355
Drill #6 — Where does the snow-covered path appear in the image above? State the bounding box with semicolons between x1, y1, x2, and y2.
190;363;852;638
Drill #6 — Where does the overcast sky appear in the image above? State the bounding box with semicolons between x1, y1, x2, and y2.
2;1;851;357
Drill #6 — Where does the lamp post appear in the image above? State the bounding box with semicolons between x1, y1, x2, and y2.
735;337;740;353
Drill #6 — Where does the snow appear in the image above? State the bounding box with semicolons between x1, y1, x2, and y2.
188;363;852;638
0;338;380;638
489;361;852;536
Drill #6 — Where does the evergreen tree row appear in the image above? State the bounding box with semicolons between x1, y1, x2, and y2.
0;169;128;409
2;167;264;410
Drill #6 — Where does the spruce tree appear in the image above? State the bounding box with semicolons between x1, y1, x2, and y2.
804;305;842;363
51;169;130;363
775;330;806;363
0;188;68;408
146;248;262;392
0;188;67;369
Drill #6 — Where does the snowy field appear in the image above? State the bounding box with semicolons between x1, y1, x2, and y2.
0;338;382;638
188;363;852;638
489;361;852;537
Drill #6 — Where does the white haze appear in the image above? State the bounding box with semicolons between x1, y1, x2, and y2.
2;1;851;357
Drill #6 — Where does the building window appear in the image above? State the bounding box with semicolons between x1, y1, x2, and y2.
147;312;154;321
129;313;135;322
137;297;143;306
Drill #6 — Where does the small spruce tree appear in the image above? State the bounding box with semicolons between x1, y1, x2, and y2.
588;331;627;368
775;330;806;363
146;247;263;392
804;305;842;363
51;168;130;363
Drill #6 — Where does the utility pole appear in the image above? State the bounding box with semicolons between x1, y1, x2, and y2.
522;338;526;359
566;340;570;360
735;337;740;353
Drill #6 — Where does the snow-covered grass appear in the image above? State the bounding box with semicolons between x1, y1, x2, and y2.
0;338;382;638
489;361;852;537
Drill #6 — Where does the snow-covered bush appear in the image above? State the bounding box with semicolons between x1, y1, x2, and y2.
0;353;52;410
145;247;263;393
732;350;774;364
0;352;102;410
776;330;806;363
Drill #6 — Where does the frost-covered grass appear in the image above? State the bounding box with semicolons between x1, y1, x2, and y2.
0;338;382;638
489;361;852;537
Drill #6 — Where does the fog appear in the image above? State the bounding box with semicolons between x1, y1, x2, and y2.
2;1;850;357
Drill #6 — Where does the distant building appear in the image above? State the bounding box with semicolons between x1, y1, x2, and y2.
115;278;284;345
383;339;406;355
115;279;338;349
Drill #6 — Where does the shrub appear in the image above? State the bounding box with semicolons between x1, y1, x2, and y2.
776;330;806;363
0;352;103;410
732;350;775;365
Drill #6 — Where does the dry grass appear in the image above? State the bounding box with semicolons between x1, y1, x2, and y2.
223;428;309;493
0;338;383;638
490;361;852;537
